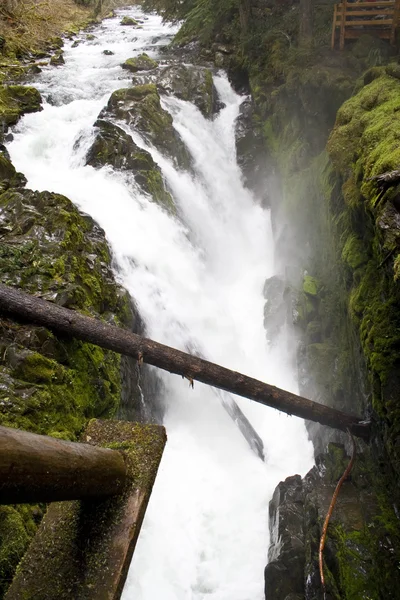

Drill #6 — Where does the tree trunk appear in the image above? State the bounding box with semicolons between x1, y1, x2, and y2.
0;425;127;504
0;283;371;440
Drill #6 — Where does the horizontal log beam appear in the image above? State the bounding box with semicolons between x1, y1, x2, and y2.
0;283;371;440
5;420;167;600
0;425;127;504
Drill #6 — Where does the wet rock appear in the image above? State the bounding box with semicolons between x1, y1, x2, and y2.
122;53;158;73
103;49;114;56
0;85;42;138
265;445;395;599
263;275;290;343
100;84;190;168
215;52;225;68
156;64;218;118
86;119;175;212
72;40;80;48
235;98;268;196
265;475;305;599
86;34;96;41
0;148;26;192
50;52;65;67
120;16;139;26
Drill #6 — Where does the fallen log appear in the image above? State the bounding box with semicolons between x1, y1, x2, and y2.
0;425;127;504
0;283;371;440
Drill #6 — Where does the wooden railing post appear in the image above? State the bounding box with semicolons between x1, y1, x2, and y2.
340;0;347;50
391;0;400;43
331;3;338;49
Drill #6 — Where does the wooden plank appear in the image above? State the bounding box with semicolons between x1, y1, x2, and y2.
5;420;167;600
343;18;393;25
343;27;392;37
336;10;394;16
337;1;395;7
0;425;127;504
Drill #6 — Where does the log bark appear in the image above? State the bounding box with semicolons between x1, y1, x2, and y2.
0;283;371;440
0;425;127;504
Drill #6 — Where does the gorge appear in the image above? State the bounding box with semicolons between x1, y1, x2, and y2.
1;0;400;598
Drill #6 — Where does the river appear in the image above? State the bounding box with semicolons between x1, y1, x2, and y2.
7;7;314;599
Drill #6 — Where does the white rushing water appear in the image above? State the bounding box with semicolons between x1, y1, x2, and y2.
8;8;314;599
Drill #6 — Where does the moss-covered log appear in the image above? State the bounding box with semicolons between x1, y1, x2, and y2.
0;282;371;439
0;425;127;504
5;419;167;600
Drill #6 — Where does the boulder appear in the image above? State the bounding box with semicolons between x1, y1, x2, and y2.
50;52;65;66
120;16;139;26
0;85;42;136
100;84;190;168
122;53;158;73
86;120;175;212
156;64;217;118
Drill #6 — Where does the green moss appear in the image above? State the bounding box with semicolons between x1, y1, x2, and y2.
0;85;42;130
0;507;30;597
341;234;369;269
303;275;319;296
122;53;158;73
12;352;66;384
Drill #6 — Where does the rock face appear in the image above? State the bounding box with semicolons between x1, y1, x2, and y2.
263;275;291;343
100;84;190;168
86;120;175;212
235;97;270;200
156;64;217;118
265;444;399;600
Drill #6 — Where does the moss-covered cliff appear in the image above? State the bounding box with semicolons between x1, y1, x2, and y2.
245;27;400;600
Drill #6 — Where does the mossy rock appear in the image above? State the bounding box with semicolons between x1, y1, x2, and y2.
156;64;216;118
341;234;369;269
0;85;42;136
100;84;190;168
0;147;26;191
86;120;175;213
303;275;319;296
50;52;65;67
120;16;139;26
122;53;158;73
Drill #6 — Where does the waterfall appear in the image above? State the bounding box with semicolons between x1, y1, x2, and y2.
7;7;314;599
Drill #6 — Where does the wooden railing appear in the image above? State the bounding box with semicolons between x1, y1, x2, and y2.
331;0;400;49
